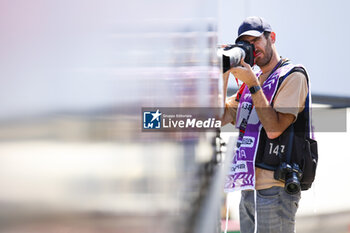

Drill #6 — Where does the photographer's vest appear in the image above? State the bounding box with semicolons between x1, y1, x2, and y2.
224;62;310;192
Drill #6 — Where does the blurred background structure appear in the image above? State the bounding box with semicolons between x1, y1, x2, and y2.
0;0;225;233
0;0;349;233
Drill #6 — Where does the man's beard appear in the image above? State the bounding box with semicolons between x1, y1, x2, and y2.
256;41;273;67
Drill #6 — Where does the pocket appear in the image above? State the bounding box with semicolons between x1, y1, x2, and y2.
257;186;282;198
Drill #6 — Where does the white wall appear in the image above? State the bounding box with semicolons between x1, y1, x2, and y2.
219;0;350;97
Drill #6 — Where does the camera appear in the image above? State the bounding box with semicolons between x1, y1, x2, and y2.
274;162;303;195
220;41;255;73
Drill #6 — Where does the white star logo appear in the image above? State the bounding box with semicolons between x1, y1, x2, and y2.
150;109;161;122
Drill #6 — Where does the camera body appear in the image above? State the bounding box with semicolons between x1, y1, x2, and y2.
274;162;303;195
222;41;255;73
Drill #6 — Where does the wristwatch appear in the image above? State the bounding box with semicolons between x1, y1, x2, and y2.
249;85;261;94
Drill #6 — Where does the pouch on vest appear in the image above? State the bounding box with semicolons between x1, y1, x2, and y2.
256;127;289;169
256;124;318;191
292;132;318;190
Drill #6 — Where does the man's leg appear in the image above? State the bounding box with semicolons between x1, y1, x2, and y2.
239;190;256;233
256;186;300;233
239;187;301;233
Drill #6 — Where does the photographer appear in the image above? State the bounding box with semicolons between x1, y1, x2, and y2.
222;16;309;233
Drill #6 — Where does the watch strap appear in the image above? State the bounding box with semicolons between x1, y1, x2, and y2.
249;85;261;94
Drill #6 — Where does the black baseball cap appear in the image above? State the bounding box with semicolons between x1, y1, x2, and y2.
235;16;272;43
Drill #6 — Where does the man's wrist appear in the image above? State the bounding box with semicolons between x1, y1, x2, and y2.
249;85;261;94
246;80;259;88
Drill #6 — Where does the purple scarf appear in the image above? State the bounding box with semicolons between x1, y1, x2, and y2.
224;63;297;192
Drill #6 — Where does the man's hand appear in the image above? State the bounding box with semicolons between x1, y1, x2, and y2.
229;58;259;88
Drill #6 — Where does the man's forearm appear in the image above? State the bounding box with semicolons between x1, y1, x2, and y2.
222;72;230;105
250;87;294;139
250;88;279;129
221;72;236;126
222;97;238;125
244;80;280;133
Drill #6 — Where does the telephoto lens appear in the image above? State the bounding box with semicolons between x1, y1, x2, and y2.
223;46;246;68
219;41;255;73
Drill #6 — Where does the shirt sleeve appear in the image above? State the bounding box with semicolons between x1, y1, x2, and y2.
273;71;308;119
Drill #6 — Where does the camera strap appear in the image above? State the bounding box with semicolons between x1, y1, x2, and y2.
282;124;294;164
